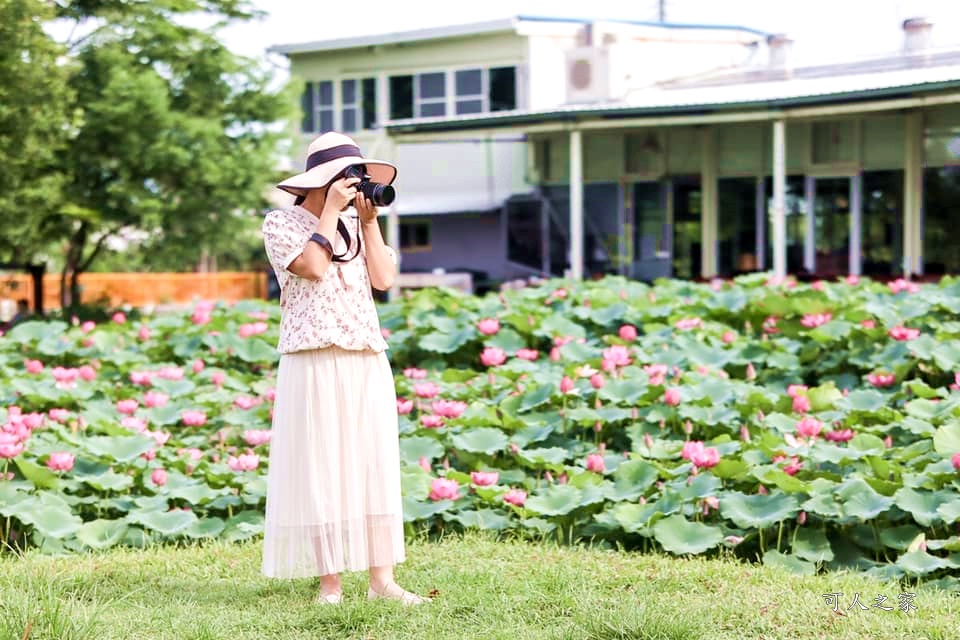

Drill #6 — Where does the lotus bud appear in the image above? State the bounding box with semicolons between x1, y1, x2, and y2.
644;433;654;449
683;420;693;435
746;362;757;380
740;425;751;442
797;510;807;525
631;407;639;419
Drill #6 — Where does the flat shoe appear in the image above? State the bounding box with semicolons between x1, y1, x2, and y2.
316;591;343;605
368;582;431;606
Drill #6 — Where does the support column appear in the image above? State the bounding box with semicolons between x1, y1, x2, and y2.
701;127;718;279
755;177;766;271
849;173;862;276
804;175;815;273
569;128;584;281
771;119;787;279
903;110;924;277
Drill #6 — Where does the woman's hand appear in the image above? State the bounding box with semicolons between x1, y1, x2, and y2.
355;193;379;224
322;177;360;216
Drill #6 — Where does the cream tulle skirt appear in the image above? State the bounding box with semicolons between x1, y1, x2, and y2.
261;346;406;578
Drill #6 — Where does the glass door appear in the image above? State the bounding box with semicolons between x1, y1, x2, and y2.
672;177;702;280
813;177;852;277
629;181;671;281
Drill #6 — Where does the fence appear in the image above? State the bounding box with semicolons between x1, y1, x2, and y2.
0;271;269;310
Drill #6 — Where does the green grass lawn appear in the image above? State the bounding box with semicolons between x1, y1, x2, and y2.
1;530;957;640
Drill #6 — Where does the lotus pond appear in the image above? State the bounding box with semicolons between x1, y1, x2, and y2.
1;274;959;588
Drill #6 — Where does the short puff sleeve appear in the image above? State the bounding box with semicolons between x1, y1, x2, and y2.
262;211;309;273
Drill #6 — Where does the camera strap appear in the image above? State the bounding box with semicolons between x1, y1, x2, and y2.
330;217;361;263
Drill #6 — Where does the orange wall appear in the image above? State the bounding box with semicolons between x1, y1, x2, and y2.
0;272;268;309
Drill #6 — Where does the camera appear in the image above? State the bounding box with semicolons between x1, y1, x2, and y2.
342;164;396;207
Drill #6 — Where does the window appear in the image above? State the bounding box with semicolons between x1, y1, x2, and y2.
390;75;414;120
301;81;334;133
455;68;484;115
341;79;358;133
417;72;446;117
399;221;431;251
489;66;516;111
362;78;377;129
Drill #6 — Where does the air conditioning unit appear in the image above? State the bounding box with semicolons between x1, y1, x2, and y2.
564;46;612;104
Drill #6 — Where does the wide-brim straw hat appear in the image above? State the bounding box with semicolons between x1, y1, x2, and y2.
276;131;397;197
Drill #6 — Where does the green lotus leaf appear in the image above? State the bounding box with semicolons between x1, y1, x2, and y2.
399;436;446;465
524;484;583;517
83;434;156;463
893;488;951;527
720;492;800;529
896;549;954;576
446;508;512;530
932;422;960;456
76;519;129;550
792;527;834;563
127;508;198;536
183;517;226;539
837;478;894;521
449;427;510;455
762;550;816;575
652;514;723;555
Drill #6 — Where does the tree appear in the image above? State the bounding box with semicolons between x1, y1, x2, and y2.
0;0;74;270
49;0;294;307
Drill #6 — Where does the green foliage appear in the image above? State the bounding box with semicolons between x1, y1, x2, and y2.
2;274;960;587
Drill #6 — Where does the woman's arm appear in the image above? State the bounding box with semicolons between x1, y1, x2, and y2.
288;178;360;280
356;196;397;291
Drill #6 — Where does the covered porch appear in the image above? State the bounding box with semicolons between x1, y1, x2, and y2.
386;88;960;282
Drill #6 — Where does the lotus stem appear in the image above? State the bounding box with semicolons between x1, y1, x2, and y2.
759;527;765;555
776;520;784;552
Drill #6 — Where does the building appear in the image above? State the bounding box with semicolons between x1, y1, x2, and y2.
270;15;960;286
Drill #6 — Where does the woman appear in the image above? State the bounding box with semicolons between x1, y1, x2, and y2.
260;132;429;606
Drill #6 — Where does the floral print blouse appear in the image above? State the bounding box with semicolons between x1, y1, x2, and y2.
261;205;394;354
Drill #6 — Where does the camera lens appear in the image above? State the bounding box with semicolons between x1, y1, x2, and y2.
360;182;396;207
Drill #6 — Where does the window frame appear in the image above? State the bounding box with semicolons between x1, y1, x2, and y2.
302;76;379;134
386;64;520;123
399;219;432;252
415;71;447;119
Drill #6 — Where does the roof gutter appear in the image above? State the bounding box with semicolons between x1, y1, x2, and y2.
385;81;960;140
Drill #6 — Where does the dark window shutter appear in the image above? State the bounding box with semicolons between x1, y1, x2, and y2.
301;82;315;132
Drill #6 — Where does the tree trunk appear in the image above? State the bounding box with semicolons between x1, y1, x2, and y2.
61;222;88;310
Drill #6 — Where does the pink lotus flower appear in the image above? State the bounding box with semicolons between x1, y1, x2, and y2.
418;457;432;472
796;417;823;439
675;317;703;331
702;495;720;515
116;399;139;415
762;316;780;334
381;327;391;339
143;391;169;408
81;320;96;333
619;324;638;341
192;359;205;373
585;453;606;473
502;488;527;506
211;371;226;387
783;457;803;476
801;313;832;328
746;362;757;380
722;330;737;344
710;278;724;291
192;310;211;325
884;435;893;448
403;367;428;379
25;359;43;374
151;467;168;486
480;347;507;367
601;345;632;370
811;280;825;291
786;384;808;398
477;318;500;335
51;366;80;388
590;373;605;389
138;325;151;341
846;274;860;286
177;447;204;461
644;363;668;386
157;366;184;381
234;396;259;410
861;319;876;329
549;346;561;361
824;429;855;442
681;441;721;469
243;430;272;446
515;348;539;361
238;322;269;338
413;381;440;398
112;312;126;324
420;414;444;429
470;471;499;486
48;408;69;423
428;477;460;501
181;410;207;426
227;453;259;472
867;373;896;388
797;510;807;525
122;416;148;432
663;388;682;406
432;400;467;419
130;371;154;386
147;430;170;446
77;365;96;381
575;364;598;379
888;278;920;294
46;452;75;472
0;443;25;459
952;452;960;471
397;399;413;415
889;326;920;341
951;372;960;392
560;376;575;394
792;394;811;414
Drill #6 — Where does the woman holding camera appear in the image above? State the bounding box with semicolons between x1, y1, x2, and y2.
259;132;429;606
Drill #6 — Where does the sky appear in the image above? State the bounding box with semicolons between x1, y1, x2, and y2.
222;0;960;73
